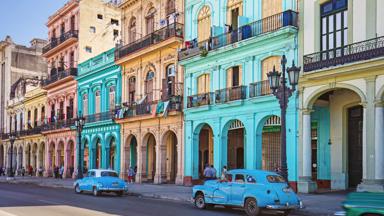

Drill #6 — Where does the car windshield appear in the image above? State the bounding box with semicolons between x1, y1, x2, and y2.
100;171;118;177
266;175;286;183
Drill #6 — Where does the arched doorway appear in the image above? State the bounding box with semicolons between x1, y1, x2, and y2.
17;146;23;170
306;88;363;189
143;133;156;182
225;120;245;170
32;143;38;171
49;142;56;173
197;124;214;178
39;142;45;171
109;137;116;170
95;138;102;169
67;140;75;177
124;135;137;176
163;131;177;183
26;144;31;169
262;115;281;171
57;142;64;167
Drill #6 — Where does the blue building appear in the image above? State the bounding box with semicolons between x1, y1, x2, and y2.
179;0;299;188
76;48;122;174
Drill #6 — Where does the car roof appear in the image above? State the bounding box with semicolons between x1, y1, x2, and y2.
228;169;279;176
89;169;117;173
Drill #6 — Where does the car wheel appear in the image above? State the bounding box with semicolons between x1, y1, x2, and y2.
75;184;82;194
116;191;123;197
244;198;260;216
282;210;291;216
195;193;209;209
92;187;99;197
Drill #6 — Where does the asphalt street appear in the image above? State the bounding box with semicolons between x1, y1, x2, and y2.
0;183;303;216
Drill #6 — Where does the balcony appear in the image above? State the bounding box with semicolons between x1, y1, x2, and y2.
303;36;384;72
168;95;183;112
84;111;115;124
179;10;298;61
115;23;184;61
187;92;214;108
42;68;77;87
116;102;152;119
215;86;247;103
43;30;79;54
41;119;75;131
249;80;272;97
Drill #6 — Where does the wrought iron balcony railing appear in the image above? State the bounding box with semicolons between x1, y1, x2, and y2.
43;30;79;54
303;36;384;72
215;86;247;103
41;119;75;131
115;23;184;61
187;92;214;108
84;111;115;124
42;68;77;87
249;80;272;97
116;102;152;119
179;10;298;60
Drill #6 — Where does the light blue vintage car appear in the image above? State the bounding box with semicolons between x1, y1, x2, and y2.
192;169;302;216
74;169;128;197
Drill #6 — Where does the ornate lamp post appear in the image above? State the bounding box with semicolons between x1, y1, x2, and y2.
267;55;301;182
8;134;16;178
75;112;85;179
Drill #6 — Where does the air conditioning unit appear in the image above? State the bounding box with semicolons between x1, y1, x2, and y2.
160;19;167;27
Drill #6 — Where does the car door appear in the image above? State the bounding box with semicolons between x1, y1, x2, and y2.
212;174;232;204
85;171;95;191
230;174;247;206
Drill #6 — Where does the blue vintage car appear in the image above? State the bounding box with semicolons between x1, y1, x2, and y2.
192;169;302;216
74;169;128;197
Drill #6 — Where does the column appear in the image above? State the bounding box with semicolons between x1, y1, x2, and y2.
175;127;184;185
213;120;222;178
375;103;384;180
63;146;69;178
298;110;317;193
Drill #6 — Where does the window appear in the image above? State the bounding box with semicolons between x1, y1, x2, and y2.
82;94;88;116
70;15;75;30
198;6;211;42
266;175;286;183
145;71;155;102
97;14;103;19
163;64;176;99
262;56;281;81
262;0;282;18
113;30;119;39
88;171;96;177
227;66;242;88
246;175;256;183
197;74;210;94
109;86;116;110
166;0;176;15
235;174;245;183
60;23;65;35
90;26;96;33
85;46;92;53
225;174;233;182
69;51;74;68
128;76;136;104
227;0;243;29
95;90;101;114
101;171;118;177
129;17;137;43
111;19;119;26
320;0;348;59
146;8;156;34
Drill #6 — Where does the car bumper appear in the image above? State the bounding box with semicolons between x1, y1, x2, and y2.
266;201;303;210
98;187;128;192
334;211;346;216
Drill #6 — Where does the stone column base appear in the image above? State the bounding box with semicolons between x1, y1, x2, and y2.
153;174;166;184
297;177;317;193
183;176;193;186
175;175;184;185
357;179;384;192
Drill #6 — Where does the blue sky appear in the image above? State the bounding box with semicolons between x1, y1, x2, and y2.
0;0;68;46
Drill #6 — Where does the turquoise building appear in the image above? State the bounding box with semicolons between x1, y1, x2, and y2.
76;48;122;174
179;0;300;188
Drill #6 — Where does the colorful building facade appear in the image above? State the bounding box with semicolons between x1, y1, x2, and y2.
179;0;299;187
298;0;384;192
77;48;122;174
114;0;185;184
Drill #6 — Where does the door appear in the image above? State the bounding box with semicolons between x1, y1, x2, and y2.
231;174;246;205
348;106;363;188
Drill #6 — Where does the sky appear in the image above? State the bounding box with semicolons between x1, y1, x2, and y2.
0;0;68;46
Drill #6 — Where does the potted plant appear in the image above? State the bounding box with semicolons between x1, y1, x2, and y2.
200;46;208;57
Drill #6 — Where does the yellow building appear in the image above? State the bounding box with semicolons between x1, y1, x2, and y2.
114;0;184;184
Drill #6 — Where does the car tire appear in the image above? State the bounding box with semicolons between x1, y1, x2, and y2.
93;187;99;197
282;210;291;216
195;193;212;209
244;198;260;216
116;191;124;197
75;184;82;194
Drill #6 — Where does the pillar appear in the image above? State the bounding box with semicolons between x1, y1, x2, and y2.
298;110;317;193
175;127;184;185
374;103;384;181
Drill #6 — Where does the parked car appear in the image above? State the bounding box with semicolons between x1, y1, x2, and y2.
334;192;384;216
192;169;302;216
73;169;128;197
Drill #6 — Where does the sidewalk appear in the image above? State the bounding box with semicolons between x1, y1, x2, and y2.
0;176;345;215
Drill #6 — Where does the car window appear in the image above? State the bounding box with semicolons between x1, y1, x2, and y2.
88;171;95;177
101;171;118;177
246;175;256;183
267;175;286;183
225;174;232;182
234;174;245;183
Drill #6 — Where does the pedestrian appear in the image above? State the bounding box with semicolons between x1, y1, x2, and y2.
69;166;74;177
21;167;25;177
127;167;135;183
211;165;217;179
133;166;137;181
203;164;212;180
59;165;64;179
221;166;228;180
38;166;43;177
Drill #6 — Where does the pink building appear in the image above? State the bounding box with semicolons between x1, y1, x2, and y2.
41;0;79;178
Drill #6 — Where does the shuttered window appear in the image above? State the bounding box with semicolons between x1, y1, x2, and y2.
82;94;88;116
109;86;115;110
262;56;281;81
227;0;243;29
198;6;211;42
95;90;101;114
197;74;210;94
262;0;282;18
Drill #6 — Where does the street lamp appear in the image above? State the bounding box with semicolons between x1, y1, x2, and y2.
8;134;16;178
267;55;301;182
75;112;85;179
